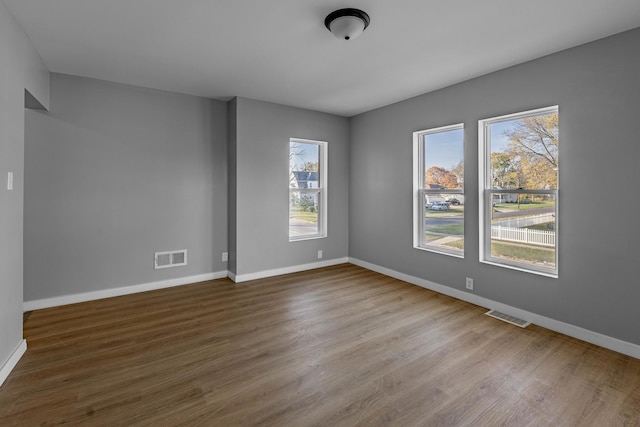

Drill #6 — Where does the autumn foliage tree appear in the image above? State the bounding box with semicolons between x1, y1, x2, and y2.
303;161;318;172
425;166;459;188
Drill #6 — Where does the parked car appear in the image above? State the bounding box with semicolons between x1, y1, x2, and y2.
430;202;450;211
445;197;461;205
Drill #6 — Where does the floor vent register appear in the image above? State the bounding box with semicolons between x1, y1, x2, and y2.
485;310;530;328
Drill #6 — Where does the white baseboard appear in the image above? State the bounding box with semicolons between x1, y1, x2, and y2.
24;258;351;310
0;339;27;388
348;257;640;360
230;257;349;283
22;257;638;360
23;271;228;312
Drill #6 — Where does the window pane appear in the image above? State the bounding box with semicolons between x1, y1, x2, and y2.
416;125;464;256
289;138;326;241
489;192;556;270
423;192;464;255
489;111;558;190
290;142;320;188
423;128;464;189
289;191;320;238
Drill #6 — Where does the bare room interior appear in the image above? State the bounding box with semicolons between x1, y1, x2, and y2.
1;1;640;425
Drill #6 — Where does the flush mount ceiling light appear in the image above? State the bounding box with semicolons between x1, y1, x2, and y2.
324;8;370;41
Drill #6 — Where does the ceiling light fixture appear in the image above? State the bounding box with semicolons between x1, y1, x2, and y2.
324;8;370;41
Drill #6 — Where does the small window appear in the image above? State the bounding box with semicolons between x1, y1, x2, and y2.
289;138;327;241
413;124;464;257
479;106;558;277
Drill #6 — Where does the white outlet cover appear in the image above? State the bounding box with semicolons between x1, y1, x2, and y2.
466;277;474;290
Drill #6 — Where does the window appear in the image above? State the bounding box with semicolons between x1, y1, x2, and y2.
479;106;558;277
413;124;464;257
289;138;327;241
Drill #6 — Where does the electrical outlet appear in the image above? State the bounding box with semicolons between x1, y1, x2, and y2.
317;250;323;259
7;172;13;190
466;277;474;290
221;252;228;262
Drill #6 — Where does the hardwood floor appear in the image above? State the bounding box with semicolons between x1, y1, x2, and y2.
2;264;640;426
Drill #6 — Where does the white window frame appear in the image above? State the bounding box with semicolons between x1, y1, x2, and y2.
289;138;327;241
413;123;464;258
478;106;558;277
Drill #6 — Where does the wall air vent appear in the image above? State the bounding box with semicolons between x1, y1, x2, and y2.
485;310;530;328
154;249;187;269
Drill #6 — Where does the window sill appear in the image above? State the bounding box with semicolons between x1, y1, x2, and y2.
481;259;558;278
414;245;464;259
289;234;327;242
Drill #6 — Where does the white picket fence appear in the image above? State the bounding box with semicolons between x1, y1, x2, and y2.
492;213;555;228
491;225;555;247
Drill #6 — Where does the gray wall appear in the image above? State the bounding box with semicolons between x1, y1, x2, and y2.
0;2;49;370
231;97;349;277
24;74;227;301
350;27;640;345
227;98;238;275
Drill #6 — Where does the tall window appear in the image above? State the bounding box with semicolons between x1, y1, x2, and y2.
413;124;464;257
479;106;558;277
289;138;327;241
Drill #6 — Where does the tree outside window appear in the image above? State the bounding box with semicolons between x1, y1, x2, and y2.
413;124;464;257
480;106;558;277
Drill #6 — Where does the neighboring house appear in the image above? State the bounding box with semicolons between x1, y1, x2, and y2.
424;183;466;205
289;171;319;211
424;184;445;204
291;171;319;189
424;183;445;190
492;188;518;204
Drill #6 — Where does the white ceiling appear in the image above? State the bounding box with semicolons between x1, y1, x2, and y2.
5;0;640;117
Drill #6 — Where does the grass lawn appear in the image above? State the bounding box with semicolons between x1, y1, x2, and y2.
425;208;464;218
424;236;553;263
426;223;464;235
527;222;555;231
491;241;555;264
289;206;318;222
444;239;464;250
494;201;555;211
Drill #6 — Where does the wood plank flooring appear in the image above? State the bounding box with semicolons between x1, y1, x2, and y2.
2;263;640;426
